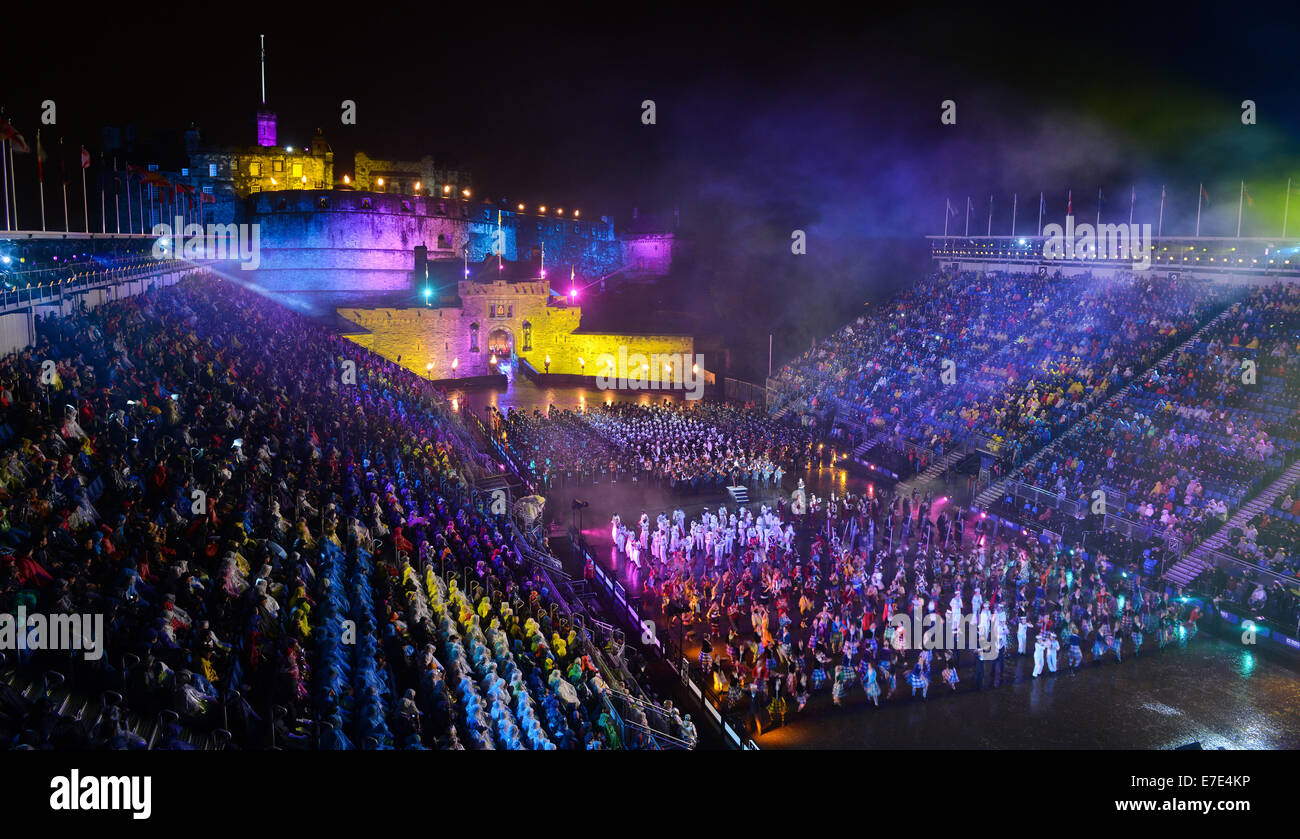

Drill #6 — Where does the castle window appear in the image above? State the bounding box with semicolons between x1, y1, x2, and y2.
318;196;330;209
401;200;412;212
438;202;447;215
273;160;283;173
249;161;262;176
208;163;218;178
437;233;451;250
469;322;480;353
292;163;303;178
522;321;532;352
361;197;373;210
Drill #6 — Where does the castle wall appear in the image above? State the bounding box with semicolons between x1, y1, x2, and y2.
244;190;630;292
336;278;693;383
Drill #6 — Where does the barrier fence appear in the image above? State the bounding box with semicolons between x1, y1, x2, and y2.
723;376;769;407
571;535;756;749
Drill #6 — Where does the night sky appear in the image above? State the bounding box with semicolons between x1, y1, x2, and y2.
7;4;1300;377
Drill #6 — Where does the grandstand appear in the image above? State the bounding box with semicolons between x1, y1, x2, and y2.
2;232;1297;754
770;257;1300;605
0;243;694;750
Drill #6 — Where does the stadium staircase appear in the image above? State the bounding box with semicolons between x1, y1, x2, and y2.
972;301;1242;513
727;485;750;505
1166;458;1300;588
852;432;884;461
897;446;968;494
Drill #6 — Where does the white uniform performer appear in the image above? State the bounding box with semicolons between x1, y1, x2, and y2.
1032;634;1047;678
1046;632;1059;673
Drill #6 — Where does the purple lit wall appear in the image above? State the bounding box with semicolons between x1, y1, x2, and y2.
256;109;277;147
243;190;627;292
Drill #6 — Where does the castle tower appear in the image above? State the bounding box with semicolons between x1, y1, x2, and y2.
256;35;277;147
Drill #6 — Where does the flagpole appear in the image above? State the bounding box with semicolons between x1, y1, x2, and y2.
6;139;15;231
1236;180;1244;239
61;139;69;233
986;195;992;236
1129;186;1134;227
1158;186;1165;238
1011;193;1017;237
964;196;970;237
0;139;8;231
38;130;46;232
943;198;949;238
99;154;106;233
81;150;89;233
1285;177;1292;238
1037;192;1043;236
1196;183;1202;238
125;167;133;234
1096;187;1101;230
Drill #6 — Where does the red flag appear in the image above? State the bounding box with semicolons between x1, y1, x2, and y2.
199;192;216;204
80;146;91;169
1244;186;1255;207
1201;185;1211;205
0;117;29;153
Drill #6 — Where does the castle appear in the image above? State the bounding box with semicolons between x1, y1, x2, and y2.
179;85;690;385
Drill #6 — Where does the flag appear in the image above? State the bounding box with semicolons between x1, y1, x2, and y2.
1067;189;1073;215
199;192;216;204
35;130;46;182
1244;186;1254;207
947;199;958;217
80;146;91;169
1201;184;1211;205
1039;193;1046;213
0;117;29;153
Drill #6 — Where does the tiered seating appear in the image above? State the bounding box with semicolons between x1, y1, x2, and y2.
774;270;1228;476
0;269;649;750
1015;283;1300;545
1224;474;1300;576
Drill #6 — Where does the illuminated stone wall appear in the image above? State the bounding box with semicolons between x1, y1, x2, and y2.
244;191;626;292
352;152;471;198
621;232;676;277
191;138;333;197
336;278;692;382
